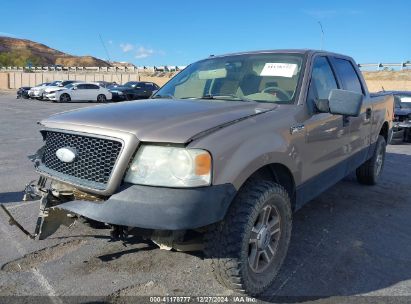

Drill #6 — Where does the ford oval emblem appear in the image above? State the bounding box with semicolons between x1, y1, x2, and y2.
56;147;77;163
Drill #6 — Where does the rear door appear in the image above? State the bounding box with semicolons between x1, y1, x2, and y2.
330;57;371;171
73;84;88;101
86;84;101;100
134;83;150;98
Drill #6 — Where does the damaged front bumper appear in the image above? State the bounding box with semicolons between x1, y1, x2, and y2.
0;177;77;239
1;176;236;240
57;183;236;230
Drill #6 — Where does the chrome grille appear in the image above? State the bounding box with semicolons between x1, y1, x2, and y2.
42;131;122;186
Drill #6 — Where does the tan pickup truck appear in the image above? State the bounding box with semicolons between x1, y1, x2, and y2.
4;50;394;295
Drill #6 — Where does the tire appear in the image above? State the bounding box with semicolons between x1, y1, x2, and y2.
97;94;107;103
356;135;386;185
204;180;292;296
390;129;404;144
59;93;71;103
405;128;411;143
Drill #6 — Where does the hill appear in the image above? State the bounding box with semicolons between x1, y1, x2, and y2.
0;36;111;67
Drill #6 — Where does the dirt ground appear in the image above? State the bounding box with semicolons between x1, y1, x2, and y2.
0;94;411;303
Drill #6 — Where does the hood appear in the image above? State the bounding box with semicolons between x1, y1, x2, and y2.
47;88;65;94
44;86;63;92
42;98;276;143
31;86;46;91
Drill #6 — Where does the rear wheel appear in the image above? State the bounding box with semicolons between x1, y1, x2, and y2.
356;135;386;185
59;93;71;103
97;94;107;103
204;180;292;296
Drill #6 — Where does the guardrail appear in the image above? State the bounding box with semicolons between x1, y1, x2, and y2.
358;63;411;70
1;63;409;73
0;65;187;72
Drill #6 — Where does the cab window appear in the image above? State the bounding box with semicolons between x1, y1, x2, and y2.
77;84;87;90
309;56;338;100
333;58;363;94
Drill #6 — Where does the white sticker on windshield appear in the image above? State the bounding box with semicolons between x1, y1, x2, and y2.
260;63;297;78
401;97;411;103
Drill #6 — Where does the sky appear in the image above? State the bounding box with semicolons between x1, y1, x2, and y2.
0;0;410;66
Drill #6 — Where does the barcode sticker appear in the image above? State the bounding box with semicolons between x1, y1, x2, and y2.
260;63;298;78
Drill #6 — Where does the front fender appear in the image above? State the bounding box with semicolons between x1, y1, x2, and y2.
189;110;302;190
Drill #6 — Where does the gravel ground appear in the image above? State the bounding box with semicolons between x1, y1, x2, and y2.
0;94;410;303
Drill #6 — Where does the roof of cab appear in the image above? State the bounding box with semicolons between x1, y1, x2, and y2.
209;49;351;59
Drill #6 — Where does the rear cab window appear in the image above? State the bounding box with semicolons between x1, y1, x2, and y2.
332;58;364;94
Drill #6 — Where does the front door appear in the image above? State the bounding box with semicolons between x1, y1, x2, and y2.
297;56;352;206
330;57;371;172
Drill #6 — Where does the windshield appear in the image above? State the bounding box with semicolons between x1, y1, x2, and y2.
395;95;411;109
124;82;139;88
49;81;61;86
65;83;75;89
154;53;304;103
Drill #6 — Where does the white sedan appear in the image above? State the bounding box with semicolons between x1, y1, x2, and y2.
45;83;112;102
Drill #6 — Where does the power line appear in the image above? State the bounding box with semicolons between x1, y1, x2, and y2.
99;33;111;63
318;21;324;50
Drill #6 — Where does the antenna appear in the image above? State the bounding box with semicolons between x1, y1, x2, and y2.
318;21;324;50
99;33;111;63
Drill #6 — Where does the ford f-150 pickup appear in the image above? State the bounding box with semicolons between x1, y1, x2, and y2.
3;50;394;296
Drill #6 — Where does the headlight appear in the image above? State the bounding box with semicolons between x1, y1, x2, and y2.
124;145;212;187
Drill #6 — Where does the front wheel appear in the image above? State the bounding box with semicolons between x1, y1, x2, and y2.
204;180;292;296
356;135;386;185
97;94;107;102
59;93;71;103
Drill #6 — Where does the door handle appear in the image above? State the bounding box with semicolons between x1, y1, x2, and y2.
343;115;350;126
365;108;372;122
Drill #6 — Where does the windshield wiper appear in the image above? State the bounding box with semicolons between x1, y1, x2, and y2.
201;94;254;102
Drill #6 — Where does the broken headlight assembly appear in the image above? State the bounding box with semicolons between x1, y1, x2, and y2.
124;145;212;187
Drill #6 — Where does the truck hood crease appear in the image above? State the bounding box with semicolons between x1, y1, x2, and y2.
42;99;277;143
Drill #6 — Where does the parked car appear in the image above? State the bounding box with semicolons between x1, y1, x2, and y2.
95;81;117;88
42;81;82;100
109;81;159;101
16;86;32;99
28;81;58;99
5;50;393;296
386;91;411;143
42;80;79;99
45;82;112;102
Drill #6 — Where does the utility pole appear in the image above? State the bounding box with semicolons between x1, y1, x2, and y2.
318;21;324;50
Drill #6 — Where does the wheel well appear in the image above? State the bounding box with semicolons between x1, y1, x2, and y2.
380;122;389;142
245;164;296;210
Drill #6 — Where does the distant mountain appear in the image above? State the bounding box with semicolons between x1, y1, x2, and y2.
0;36;111;67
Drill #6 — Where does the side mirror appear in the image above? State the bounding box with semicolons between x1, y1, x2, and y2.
315;89;363;117
72;87;77;90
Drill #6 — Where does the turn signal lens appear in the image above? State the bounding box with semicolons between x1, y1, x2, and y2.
195;153;212;175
